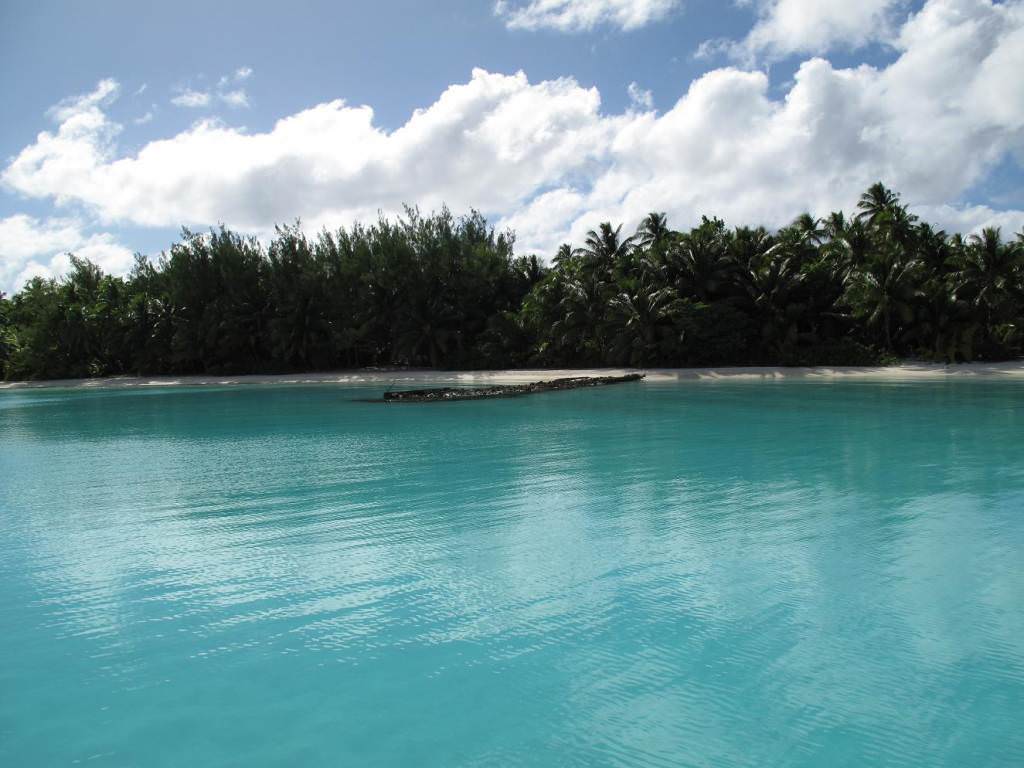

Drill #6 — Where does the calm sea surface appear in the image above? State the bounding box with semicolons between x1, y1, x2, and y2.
1;379;1022;767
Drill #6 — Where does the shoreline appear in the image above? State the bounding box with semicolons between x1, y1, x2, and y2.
2;362;1023;390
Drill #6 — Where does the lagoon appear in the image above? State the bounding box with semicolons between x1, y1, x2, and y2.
1;378;1023;766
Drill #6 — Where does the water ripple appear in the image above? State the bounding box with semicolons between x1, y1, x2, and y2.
1;381;1023;766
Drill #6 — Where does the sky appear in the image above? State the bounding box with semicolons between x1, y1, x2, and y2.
1;0;1023;294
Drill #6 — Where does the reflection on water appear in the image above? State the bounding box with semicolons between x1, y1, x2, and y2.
1;381;1022;766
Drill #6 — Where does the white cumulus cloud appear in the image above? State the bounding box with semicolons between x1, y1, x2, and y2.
47;78;119;121
627;81;654;109
177;68;252;110
915;204;1024;237
725;0;907;62
219;89;249;108
2;69;614;234
170;88;211;108
495;0;680;31
0;215;134;294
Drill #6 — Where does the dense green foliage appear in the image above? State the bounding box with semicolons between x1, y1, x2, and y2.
2;185;1023;380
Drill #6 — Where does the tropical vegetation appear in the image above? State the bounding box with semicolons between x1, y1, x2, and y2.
2;184;1022;380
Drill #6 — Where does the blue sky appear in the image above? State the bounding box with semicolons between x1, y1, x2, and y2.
1;0;1022;293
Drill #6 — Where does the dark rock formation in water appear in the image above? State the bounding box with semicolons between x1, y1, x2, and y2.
382;374;644;403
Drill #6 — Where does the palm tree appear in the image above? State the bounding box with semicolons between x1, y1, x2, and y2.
636;212;673;250
915;223;952;275
844;251;922;352
857;183;919;255
553;243;574;268
918;286;977;362
729;226;775;267
792;213;825;246
551;271;606;364
957;227;1021;327
882;205;920;251
856;182;901;225
823;211;848;241
607;255;685;365
673;217;734;302
578;222;638;277
739;240;807;358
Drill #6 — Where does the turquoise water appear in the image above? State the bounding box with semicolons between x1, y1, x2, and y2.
1;380;1023;767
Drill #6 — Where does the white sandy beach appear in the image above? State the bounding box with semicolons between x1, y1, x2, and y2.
1;362;1023;390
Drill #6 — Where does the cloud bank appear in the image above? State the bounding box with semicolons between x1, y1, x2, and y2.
1;0;1022;293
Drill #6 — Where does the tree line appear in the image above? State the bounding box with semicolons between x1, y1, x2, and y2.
1;184;1022;380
